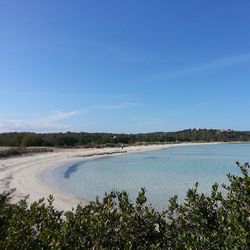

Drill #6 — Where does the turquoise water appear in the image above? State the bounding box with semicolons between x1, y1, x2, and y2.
43;144;250;210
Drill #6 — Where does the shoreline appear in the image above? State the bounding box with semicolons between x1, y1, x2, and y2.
0;142;224;211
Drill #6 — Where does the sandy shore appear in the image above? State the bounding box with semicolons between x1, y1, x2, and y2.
0;143;220;211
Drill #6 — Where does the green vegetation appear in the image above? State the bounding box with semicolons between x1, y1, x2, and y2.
1;129;250;148
0;147;53;159
0;163;249;249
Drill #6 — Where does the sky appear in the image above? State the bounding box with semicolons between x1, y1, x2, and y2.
1;1;250;133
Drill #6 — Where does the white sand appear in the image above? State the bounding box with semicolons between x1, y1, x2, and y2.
0;143;220;211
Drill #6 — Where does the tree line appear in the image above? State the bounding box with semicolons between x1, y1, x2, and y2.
0;129;250;147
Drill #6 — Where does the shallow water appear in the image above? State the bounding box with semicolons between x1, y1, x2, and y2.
43;144;250;210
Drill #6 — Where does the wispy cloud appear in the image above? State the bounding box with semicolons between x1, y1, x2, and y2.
0;102;141;132
0;110;80;133
70;38;158;64
37;110;80;123
90;102;141;111
136;52;250;83
169;53;250;78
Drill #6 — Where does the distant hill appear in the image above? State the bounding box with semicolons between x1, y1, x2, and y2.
0;129;250;148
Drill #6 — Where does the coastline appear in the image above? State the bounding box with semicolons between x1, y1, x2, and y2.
0;142;222;211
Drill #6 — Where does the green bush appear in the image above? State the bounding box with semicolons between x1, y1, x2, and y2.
0;163;249;249
20;134;44;147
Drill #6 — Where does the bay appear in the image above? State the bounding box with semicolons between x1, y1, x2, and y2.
43;144;250;210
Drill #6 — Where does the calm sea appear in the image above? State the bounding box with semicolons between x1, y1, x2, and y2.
43;144;250;210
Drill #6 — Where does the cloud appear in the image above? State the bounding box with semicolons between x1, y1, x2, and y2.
91;102;141;111
136;52;250;84
0;110;80;133
169;53;250;78
73;39;157;64
0;102;141;133
38;110;80;123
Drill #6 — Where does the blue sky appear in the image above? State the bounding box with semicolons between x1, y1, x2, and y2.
1;1;250;133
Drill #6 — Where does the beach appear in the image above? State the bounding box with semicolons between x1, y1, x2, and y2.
0;143;220;211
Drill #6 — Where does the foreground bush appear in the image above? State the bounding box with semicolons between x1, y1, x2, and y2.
0;163;249;249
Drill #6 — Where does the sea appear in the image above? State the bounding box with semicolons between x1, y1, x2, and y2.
42;143;250;210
